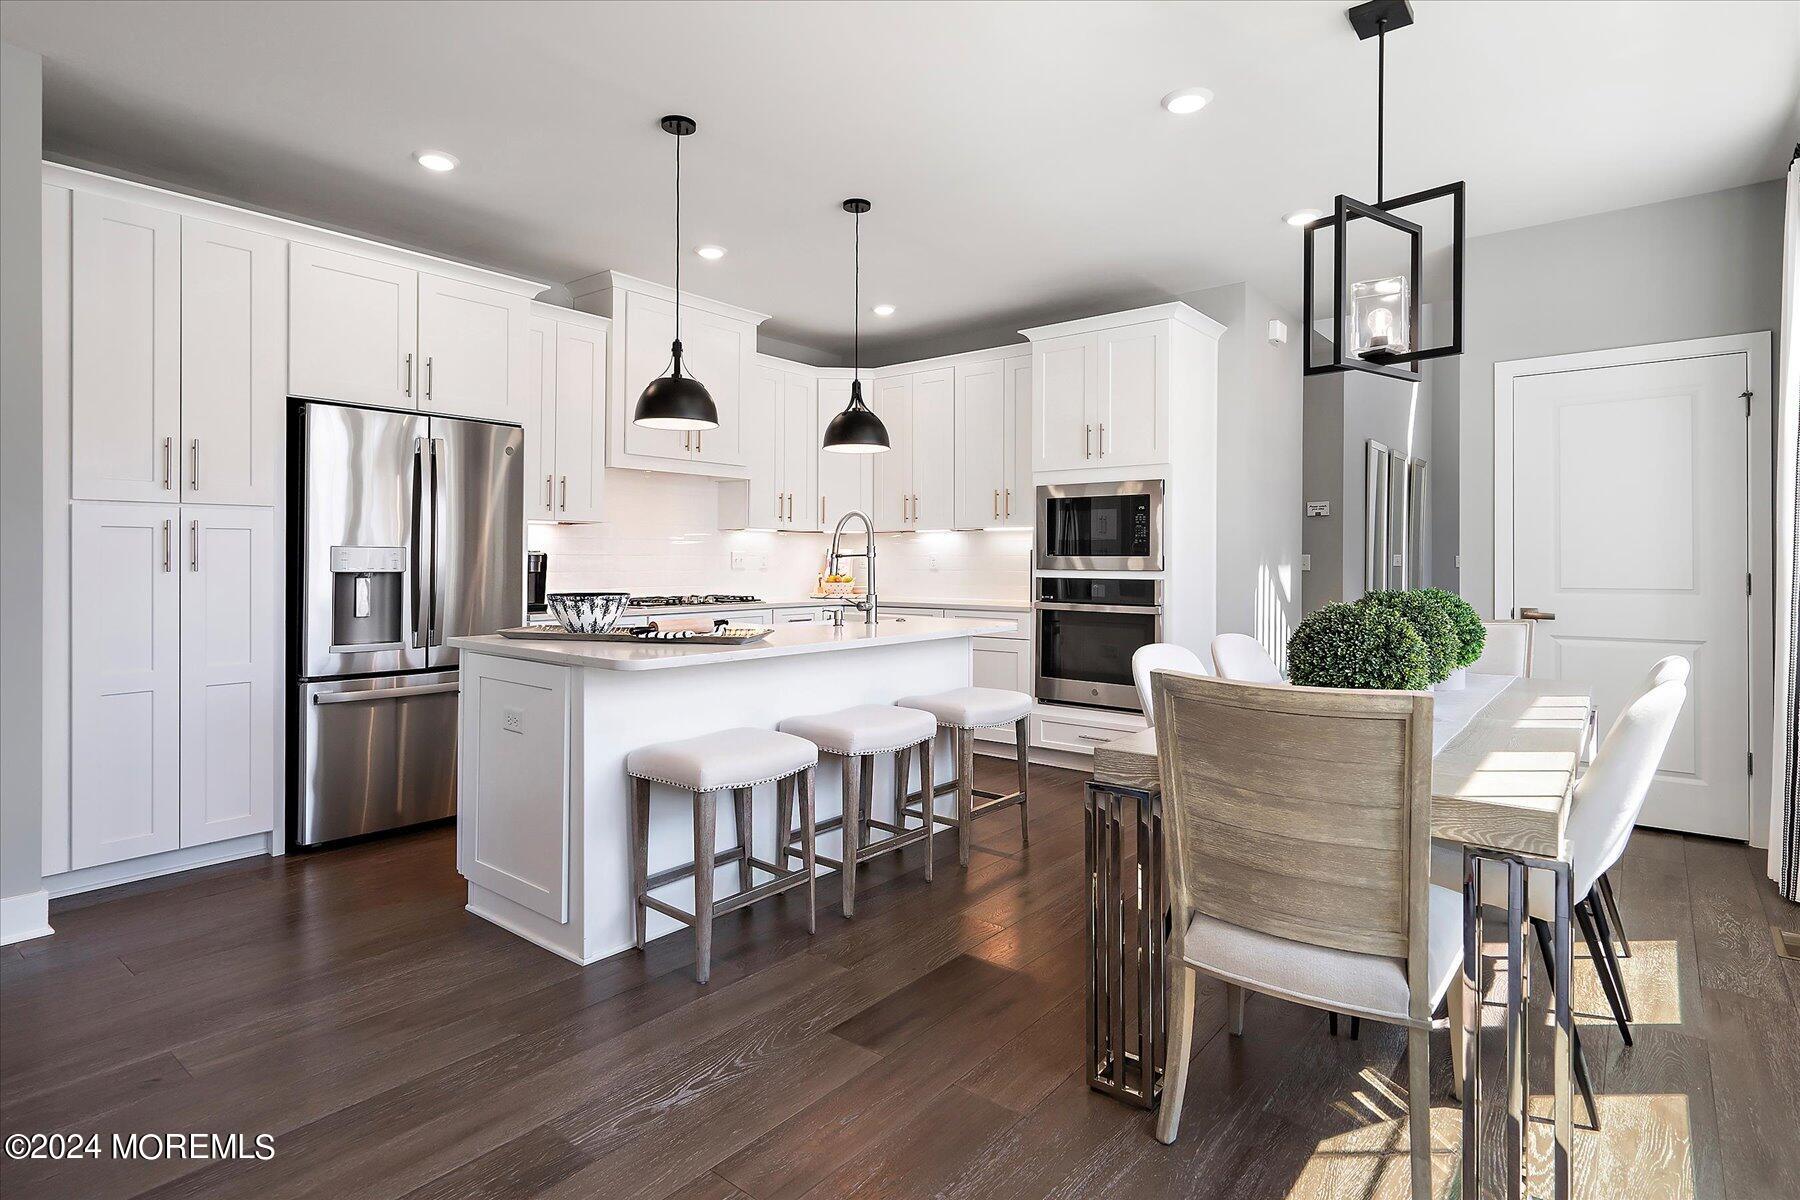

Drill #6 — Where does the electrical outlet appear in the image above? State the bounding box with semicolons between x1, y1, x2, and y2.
502;707;524;735
928;555;939;571
1300;553;1312;571
730;551;748;571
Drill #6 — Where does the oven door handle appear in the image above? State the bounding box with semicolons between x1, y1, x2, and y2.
1034;601;1164;615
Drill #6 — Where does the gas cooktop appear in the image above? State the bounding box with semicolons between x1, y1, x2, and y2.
627;594;764;609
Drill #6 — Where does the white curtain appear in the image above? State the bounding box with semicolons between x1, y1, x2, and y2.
1772;148;1800;900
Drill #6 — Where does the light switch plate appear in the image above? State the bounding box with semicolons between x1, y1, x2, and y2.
1300;553;1312;571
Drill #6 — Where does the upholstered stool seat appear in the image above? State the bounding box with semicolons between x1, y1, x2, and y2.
779;705;939;917
626;727;820;983
897;687;1032;865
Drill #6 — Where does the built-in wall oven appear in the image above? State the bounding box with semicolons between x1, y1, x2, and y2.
1035;577;1163;712
1035;480;1163;572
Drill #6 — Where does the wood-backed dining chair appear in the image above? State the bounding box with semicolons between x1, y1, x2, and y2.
1149;671;1464;1199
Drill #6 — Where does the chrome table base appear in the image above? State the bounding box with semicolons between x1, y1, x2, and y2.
1083;780;1166;1109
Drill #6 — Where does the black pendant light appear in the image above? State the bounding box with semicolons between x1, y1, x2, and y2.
634;115;718;430
822;198;890;453
1301;0;1464;383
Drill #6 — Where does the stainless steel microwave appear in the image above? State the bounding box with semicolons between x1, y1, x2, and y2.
1035;480;1163;572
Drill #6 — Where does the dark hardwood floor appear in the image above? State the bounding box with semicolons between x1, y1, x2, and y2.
2;759;1796;1199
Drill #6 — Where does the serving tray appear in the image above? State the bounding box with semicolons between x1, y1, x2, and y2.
497;625;773;646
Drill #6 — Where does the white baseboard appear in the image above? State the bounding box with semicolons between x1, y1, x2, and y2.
44;833;273;900
0;889;54;946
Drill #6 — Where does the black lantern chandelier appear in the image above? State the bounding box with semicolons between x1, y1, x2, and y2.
1302;0;1464;382
822;198;890;453
633;115;718;430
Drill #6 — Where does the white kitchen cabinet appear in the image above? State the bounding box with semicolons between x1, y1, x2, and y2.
722;363;818;531
1032;332;1098;472
1027;313;1182;473
1004;356;1032;525
816;379;873;530
870;375;914;531
909;368;956;529
70;502;183;868
179;506;277;847
180;218;286;506
779;373;820;529
525;315;558;520
552;318;608;521
71;193;182;502
418;273;530;423
971;636;1033;744
954;357;1011;529
289;243;418;408
684;309;748;469
1096;322;1165;467
610;287;754;474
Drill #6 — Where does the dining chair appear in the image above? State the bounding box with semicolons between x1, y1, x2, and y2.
1469;619;1533;675
1150;671;1462;1200
1131;642;1207;720
1208;633;1284;684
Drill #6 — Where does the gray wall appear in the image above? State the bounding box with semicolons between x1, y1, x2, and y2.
1;41;45;909
1457;180;1785;616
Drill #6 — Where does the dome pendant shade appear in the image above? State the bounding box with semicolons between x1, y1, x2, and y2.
822;379;888;453
634;339;718;430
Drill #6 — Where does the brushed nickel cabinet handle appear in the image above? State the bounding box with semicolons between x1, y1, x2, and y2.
1084;424;1092;459
162;520;172;572
424;356;433;402
559;476;568;512
696;431;703;455
162;436;173;488
190;438;200;490
1005;488;1011;517
544;474;554;509
993;489;999;519
820;495;825;525
405;352;413;398
1098;422;1106;456
189;520;199;571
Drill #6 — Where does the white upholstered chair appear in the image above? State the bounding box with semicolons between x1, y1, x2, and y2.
1151;672;1462;1200
1469;619;1533;675
1131;643;1207;720
1208;633;1284;684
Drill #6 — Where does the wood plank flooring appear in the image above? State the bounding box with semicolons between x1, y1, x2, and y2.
2;760;1796;1199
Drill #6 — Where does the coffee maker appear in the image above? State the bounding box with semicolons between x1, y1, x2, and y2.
527;551;548;616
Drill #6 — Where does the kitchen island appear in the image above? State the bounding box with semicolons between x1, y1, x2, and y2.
448;616;1013;964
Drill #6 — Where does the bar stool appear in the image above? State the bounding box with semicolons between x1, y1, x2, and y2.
778;704;937;918
896;687;1032;865
626;727;819;984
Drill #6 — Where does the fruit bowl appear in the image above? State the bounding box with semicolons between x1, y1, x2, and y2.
546;592;631;634
818;579;859;598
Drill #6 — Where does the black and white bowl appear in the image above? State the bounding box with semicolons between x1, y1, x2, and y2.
546;592;631;634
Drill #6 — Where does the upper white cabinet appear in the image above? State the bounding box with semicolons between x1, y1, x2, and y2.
816;378;872;530
909;368;956;529
71;193;182;502
289;243;418;409
954;355;1030;529
180;218;286;505
179;505;278;847
870;374;914;531
525;305;609;522
569;271;767;479
1024;305;1221;474
721;360;819;530
418;273;530;423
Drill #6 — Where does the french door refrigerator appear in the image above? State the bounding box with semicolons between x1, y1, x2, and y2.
289;400;523;847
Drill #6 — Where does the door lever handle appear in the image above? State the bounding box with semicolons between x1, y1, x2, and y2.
1517;607;1557;621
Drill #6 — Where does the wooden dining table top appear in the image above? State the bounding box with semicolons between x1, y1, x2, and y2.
1089;674;1592;860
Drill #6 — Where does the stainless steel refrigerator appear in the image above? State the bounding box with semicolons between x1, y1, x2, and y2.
289;400;523;847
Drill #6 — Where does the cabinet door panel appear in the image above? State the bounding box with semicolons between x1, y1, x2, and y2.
1096;323;1165;466
971;637;1030;744
910;368;956;530
181;218;286;505
180;506;277;846
419;274;529;422
780;373;819;529
816;381;872;531
1033;333;1098;472
554;321;608;521
71;503;182;867
870;376;913;531
525;316;557;520
72;193;181;502
683;311;748;467
739;364;783;528
289;244;418;408
1003;356;1032;524
619;292;692;461
954;358;1007;529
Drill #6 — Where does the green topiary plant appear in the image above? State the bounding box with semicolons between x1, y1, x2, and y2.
1416;587;1486;668
1358;589;1459;684
1286;602;1432;691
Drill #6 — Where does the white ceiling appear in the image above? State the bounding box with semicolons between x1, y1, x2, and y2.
5;1;1796;362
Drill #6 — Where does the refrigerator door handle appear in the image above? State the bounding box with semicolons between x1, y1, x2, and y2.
410;436;427;649
430;437;446;647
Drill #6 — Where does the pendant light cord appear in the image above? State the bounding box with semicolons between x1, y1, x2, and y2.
1376;19;1386;203
673;129;683;352
853;209;861;381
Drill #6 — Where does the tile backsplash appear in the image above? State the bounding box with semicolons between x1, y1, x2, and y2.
529;469;1031;602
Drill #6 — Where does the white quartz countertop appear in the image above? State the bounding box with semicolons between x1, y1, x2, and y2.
528;596;1029;624
453;615;1013;672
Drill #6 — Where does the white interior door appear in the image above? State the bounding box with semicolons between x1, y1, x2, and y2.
1509;350;1751;838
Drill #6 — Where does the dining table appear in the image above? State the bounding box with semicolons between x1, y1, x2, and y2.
1084;672;1594;1200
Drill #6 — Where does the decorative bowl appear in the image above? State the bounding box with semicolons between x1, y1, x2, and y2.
546;592;631;634
819;580;859;598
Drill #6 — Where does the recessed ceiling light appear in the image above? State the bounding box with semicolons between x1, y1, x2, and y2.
413;150;459;172
1283;208;1324;227
872;304;896;317
695;244;727;261
1160;87;1213;116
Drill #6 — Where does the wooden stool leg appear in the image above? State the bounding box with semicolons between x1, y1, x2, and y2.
775;775;794;870
733;786;754;891
1013;717;1030;846
957;728;975;866
918;735;935;883
841;754;862;918
799;766;817;934
629;777;650;950
693;790;716;984
892;743;910;832
857;757;874;849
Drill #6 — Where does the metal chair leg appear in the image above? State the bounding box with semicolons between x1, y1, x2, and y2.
1533;917;1601;1129
1597;871;1631;957
1576;900;1633;1045
1586;886;1633;1023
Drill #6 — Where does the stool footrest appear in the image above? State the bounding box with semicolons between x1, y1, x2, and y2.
640;865;815;926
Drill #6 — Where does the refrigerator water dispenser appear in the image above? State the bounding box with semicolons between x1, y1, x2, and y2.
329;545;406;652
